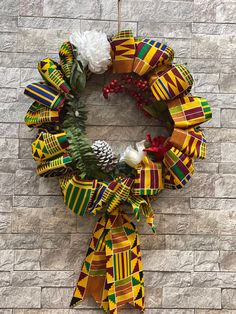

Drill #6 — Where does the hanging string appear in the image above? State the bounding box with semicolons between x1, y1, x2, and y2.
118;0;122;32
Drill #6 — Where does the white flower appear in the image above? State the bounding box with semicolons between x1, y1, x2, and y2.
120;140;146;168
70;30;111;74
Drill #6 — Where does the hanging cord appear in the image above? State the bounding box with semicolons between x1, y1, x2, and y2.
118;0;122;32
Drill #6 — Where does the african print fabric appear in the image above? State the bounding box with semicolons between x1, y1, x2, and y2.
168;95;212;129
111;30;136;73
36;153;73;177
169;127;206;159
133;39;174;76
32;131;69;161
132;156;163;195
38;58;71;93
59;41;74;79
24;102;59;128
70;209;145;314
150;64;193;101
24;82;65;110
62;176;97;216
163;147;194;189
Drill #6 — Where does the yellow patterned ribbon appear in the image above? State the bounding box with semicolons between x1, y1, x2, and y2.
70;209;145;314
38;58;71;93
111;30;136;73
133;39;174;76
149;64;193;101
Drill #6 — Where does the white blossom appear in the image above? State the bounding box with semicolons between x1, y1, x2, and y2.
120;140;146;168
70;30;111;74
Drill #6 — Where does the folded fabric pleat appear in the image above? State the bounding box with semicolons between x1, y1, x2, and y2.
133;156;163;195
169;127;206;159
133;39;174;76
168;95;212;128
149;64;193;101
37;153;73;177
24;102;59;127
32;131;69;161
59;41;74;79
163;147;194;189
38;58;71;93
62;175;98;216
111;30;136;73
24;82;65;110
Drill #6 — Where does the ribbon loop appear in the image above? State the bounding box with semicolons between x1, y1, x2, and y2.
133;156;163;195
149;64;193;101
163;147;194;189
133;39;174;76
24;82;65;110
167;95;212;129
169;127;206;159
111;30;136;73
32;131;69;161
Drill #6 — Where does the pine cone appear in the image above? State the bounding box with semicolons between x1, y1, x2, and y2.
92;140;117;173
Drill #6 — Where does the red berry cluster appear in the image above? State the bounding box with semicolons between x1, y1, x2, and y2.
102;74;154;116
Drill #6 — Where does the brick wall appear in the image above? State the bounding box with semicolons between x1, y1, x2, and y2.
0;0;236;313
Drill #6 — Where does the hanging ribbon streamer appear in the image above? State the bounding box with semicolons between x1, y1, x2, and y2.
70;209;145;313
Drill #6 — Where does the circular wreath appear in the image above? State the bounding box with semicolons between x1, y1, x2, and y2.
24;30;212;312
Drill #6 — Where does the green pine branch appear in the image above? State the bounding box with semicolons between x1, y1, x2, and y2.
66;127;108;180
61;96;87;132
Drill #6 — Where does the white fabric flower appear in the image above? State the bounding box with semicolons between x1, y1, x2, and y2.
120;140;146;168
70;30;111;74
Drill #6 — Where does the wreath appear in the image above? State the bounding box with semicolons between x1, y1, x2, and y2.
23;30;212;313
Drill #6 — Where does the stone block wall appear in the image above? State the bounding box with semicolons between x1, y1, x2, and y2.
0;0;236;313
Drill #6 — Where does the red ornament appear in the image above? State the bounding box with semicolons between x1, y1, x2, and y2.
144;134;171;161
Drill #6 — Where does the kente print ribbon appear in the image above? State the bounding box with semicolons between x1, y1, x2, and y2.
70;208;145;313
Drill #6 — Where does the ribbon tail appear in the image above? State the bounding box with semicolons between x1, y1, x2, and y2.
71;210;145;313
102;211;145;313
70;214;108;308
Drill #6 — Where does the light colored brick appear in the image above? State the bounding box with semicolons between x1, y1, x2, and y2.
138;22;192;39
215;175;236;198
12;270;75;287
193;0;217;22
0;172;15;195
221;109;236;128
221;143;236;162
193;73;219;93
216;2;236;23
121;0;193;22
194;251;219;271
43;0;101;18
222;289;236;309
0;287;41;308
0;250;13;271
163;287;221;308
192;34;236;59
19;0;43;16
81;20;137;35
220;251;236;271
14;250;41;270
14;170;39;195
193;272;236;288
0;272;10;286
165;235;219;251
0;67;20;88
144;271;191;288
0;213;11;233
190;198;236;211
142;250;193;271
220;74;236;93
